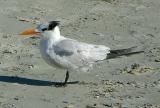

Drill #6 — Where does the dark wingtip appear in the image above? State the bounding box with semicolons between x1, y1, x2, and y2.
106;46;144;59
48;21;60;30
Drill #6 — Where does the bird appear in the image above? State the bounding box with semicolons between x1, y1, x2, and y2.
19;21;143;86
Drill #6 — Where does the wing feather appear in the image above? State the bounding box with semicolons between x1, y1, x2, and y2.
49;39;110;70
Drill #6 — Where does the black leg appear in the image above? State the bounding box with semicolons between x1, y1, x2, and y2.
54;70;69;87
63;70;69;85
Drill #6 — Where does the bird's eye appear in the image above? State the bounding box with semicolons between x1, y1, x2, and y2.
41;28;47;31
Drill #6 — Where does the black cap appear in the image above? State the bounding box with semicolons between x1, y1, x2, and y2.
48;21;60;30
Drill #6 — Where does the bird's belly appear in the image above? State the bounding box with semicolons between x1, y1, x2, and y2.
40;40;63;69
44;54;62;68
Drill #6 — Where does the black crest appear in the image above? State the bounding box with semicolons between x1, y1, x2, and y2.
48;21;60;30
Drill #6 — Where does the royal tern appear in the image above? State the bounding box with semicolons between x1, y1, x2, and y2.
19;21;143;86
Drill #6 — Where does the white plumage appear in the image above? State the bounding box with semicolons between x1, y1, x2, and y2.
40;26;110;72
20;21;143;86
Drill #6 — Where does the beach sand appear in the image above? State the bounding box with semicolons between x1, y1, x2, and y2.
0;0;160;107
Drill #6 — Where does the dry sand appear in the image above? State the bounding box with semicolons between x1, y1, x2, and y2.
0;0;160;108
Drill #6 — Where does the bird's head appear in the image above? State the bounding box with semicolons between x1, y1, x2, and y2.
19;21;60;39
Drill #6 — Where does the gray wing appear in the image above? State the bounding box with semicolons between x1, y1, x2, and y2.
49;39;110;70
54;45;74;57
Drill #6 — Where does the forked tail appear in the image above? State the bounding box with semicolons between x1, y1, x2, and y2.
106;46;144;59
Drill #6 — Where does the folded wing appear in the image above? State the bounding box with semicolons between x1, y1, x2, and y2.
49;39;110;70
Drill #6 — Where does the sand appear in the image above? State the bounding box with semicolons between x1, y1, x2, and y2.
0;0;160;108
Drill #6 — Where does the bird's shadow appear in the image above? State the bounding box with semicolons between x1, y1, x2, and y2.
0;75;79;86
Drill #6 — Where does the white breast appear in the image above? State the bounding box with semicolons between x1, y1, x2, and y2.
40;40;52;65
40;39;68;69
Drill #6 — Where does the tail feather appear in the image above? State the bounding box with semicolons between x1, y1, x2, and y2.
106;46;144;59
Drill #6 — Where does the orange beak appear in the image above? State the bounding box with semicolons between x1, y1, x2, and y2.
19;28;40;37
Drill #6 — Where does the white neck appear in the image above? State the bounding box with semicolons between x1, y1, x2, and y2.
41;26;61;43
52;26;61;38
